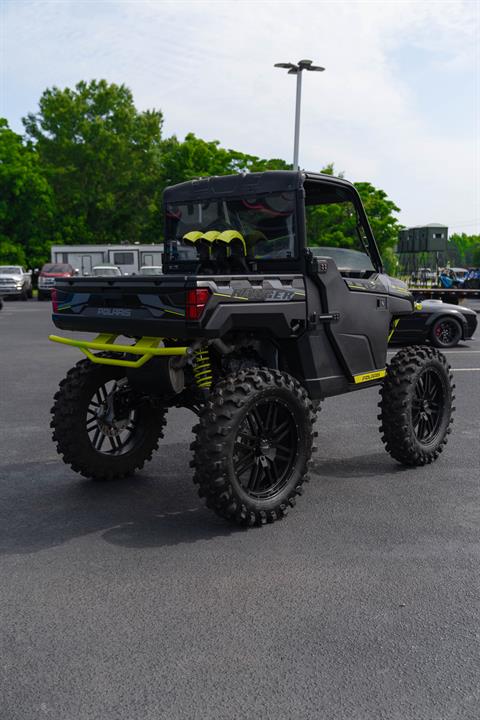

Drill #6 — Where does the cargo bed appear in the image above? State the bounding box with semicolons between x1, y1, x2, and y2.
52;274;307;340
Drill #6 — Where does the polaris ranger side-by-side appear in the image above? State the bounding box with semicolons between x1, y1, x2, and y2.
49;171;455;526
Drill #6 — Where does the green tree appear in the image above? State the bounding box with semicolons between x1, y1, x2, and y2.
448;233;480;266
23;80;164;245
0;119;54;266
354;181;401;255
158;132;288;187
305;163;401;271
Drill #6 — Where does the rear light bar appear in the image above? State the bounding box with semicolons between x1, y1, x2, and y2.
185;287;210;321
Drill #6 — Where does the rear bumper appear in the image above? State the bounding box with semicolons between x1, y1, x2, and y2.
52;313;198;338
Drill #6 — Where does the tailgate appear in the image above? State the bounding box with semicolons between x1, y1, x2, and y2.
52;276;189;336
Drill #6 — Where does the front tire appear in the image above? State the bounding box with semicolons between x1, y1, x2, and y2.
191;368;317;526
379;346;455;466
51;358;167;480
430;316;462;348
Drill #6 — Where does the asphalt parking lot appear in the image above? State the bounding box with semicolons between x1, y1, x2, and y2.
1;302;479;720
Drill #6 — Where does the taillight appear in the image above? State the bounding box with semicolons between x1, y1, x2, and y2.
185;287;210;320
51;287;58;312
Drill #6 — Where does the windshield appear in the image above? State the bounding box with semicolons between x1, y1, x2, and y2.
93;267;120;276
164;192;296;272
0;266;21;274
310;247;374;272
140;267;162;275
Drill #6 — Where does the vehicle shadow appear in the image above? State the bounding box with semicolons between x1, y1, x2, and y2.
0;453;240;557
312;452;410;479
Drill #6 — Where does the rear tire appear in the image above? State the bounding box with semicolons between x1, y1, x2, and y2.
191;368;317;526
51;358;167;480
379;346;455;466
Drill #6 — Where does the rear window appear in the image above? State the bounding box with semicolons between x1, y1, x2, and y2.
42;264;73;273
165;192;297;272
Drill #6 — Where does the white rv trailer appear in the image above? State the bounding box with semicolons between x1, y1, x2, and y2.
50;244;164;276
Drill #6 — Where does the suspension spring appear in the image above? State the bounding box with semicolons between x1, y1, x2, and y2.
193;347;213;389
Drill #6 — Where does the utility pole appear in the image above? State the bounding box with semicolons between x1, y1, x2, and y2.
274;59;325;170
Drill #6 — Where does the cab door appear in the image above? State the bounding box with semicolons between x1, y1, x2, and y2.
303;177;390;380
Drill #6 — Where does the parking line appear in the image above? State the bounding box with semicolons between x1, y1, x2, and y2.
451;368;480;372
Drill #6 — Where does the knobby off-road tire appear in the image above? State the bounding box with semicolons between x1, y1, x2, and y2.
51;358;167;480
191;368;318;526
379;346;455;466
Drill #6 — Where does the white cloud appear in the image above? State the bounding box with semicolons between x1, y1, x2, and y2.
2;0;479;233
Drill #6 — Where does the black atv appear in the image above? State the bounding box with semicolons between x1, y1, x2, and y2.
49;171;455;526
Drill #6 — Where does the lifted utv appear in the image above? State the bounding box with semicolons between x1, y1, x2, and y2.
49;171;455;526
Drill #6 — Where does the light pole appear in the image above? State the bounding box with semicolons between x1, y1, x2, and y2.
274;59;325;170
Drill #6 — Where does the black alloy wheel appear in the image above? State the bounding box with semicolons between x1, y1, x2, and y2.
431;317;462;348
86;379;140;456
411;368;444;444
233;399;298;500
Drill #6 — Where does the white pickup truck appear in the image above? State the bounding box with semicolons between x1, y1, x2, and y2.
0;265;33;300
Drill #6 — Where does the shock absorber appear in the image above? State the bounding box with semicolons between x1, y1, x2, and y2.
193;347;213;389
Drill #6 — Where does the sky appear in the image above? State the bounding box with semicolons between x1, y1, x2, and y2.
1;0;479;235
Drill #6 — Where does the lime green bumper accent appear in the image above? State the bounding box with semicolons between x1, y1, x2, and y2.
49;334;188;368
388;318;400;343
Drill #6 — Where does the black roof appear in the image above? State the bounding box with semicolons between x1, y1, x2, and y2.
163;170;355;204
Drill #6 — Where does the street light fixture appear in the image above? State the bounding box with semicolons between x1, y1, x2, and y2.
274;59;325;170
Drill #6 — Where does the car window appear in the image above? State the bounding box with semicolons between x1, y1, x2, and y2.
304;185;376;274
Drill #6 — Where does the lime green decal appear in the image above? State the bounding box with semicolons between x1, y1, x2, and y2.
159;306;185;317
388;318;400;342
353;368;387;384
213;292;249;301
